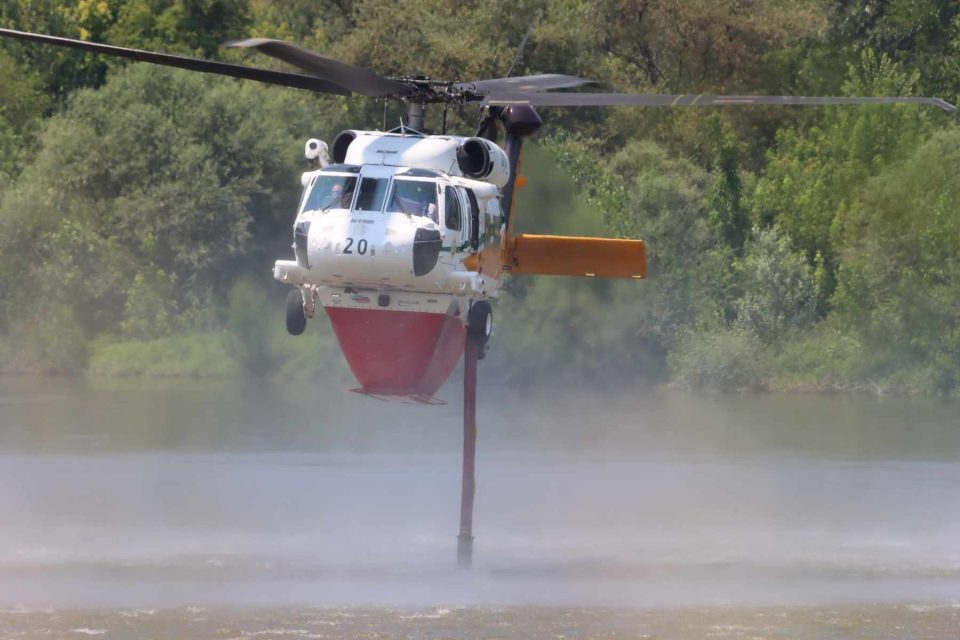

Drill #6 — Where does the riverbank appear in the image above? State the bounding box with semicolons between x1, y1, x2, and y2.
2;334;953;402
0;327;350;382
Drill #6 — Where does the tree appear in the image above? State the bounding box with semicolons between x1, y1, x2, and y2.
563;0;826;91
0;63;335;367
736;226;817;345
827;0;960;101
1;0;107;98
0;50;48;177
107;0;252;57
703;114;749;254
832;128;960;392
751;50;938;304
548;135;736;359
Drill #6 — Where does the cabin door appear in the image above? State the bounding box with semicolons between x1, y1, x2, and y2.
442;185;468;255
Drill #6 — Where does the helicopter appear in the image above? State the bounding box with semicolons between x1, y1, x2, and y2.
1;27;955;565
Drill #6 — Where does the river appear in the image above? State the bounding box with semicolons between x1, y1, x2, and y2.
0;375;958;637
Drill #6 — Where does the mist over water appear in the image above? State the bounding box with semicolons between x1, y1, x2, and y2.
1;375;959;611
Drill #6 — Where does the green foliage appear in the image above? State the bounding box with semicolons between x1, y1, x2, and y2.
1;0;107;97
0;50;48;176
556;0;826;91
736;226;817;345
827;1;960;103
2;298;89;373
225;277;278;376
88;331;237;377
482;143;668;385
107;0;251;57
773;322;866;390
2;0;254;98
493;276;668;386
223;277;350;379
550;136;738;353
831;129;960;389
703;114;749;254
272;323;350;383
327;0;539;83
0;63;327;360
1;0;959;396
669;325;769;392
752;51;935;267
121;269;177;339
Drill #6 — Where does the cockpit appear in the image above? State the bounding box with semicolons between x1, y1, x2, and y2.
299;165;444;221
299;164;359;214
296;164;499;262
386;179;439;221
300;173;358;212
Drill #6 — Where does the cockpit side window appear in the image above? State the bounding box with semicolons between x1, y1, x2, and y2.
354;177;389;212
301;175;357;213
444;186;462;232
386;179;438;221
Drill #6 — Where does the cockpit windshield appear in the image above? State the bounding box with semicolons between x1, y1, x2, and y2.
353;177;389;213
386;179;438;221
301;174;357;213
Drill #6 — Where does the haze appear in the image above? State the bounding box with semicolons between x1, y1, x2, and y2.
1;375;958;610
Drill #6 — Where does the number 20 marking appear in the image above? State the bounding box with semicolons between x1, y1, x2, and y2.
343;238;368;255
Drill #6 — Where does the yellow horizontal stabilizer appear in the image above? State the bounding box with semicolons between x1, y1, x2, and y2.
506;234;646;279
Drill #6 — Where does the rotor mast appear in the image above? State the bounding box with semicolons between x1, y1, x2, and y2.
406;102;426;131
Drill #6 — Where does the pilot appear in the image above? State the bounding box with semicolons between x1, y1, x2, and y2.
414;184;438;222
329;182;343;206
425;200;438;223
324;181;354;209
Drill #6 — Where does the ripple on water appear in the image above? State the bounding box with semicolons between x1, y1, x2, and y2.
0;604;955;640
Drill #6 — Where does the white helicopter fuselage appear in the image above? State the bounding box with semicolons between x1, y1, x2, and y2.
274;130;507;316
272;130;510;398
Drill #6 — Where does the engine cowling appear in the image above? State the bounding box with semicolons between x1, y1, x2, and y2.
331;130;358;164
456;137;510;188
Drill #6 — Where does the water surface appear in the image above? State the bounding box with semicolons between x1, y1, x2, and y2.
1;376;958;635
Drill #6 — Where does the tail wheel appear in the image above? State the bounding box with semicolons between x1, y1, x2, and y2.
467;300;493;356
286;288;307;336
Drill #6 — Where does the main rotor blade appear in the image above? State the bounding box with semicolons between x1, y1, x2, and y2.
0;28;350;95
461;74;595;93
504;20;535;78
227;38;412;98
484;91;958;112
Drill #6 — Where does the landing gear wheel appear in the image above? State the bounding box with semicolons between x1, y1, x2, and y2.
467;300;493;358
286;288;307;336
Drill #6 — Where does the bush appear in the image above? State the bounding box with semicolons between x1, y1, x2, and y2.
773;324;865;390
224;278;351;380
1;298;89;374
88;332;237;377
736;226;817;345
668;325;769;392
272;325;352;383
831;129;960;395
120;269;178;339
225;278;280;376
